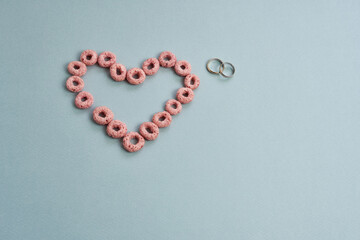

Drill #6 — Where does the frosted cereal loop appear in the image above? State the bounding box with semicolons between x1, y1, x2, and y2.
142;58;160;75
165;99;182;115
68;61;87;76
80;50;98;66
75;91;94;109
98;51;116;68
106;120;127;138
93;106;114;125
174;60;191;77
176;87;194;104
184;74;200;90
123;132;145;152
66;76;84;92
152;111;172;128
110;63;127;82
139;122;159;141
159;51;176;68
126;68;146;85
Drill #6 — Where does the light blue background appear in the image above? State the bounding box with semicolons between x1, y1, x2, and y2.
1;0;360;239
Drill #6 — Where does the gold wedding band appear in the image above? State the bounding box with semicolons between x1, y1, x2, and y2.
206;58;223;74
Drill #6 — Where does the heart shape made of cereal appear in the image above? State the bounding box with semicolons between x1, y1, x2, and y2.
66;50;200;152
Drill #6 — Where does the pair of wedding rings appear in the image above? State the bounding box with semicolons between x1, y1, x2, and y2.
206;58;235;78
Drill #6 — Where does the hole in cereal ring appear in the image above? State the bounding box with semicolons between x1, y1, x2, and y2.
74;65;80;70
81;97;87;102
113;127;120;131
164;56;171;61
133;73;139;79
99;112;106;118
130;137;139;145
86;55;92;60
171;104;177;109
146;127;153;133
73;81;79;86
147;63;154;70
180;65;186;70
116;68;121;75
183;92;189;97
159;116;165;121
190;78;195;85
105;57;110;61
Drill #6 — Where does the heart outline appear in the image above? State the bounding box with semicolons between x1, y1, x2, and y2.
66;50;200;152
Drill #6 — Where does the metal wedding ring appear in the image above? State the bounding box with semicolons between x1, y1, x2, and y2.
206;58;235;78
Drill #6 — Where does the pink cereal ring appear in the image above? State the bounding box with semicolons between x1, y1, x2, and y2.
184;74;200;90
165;99;182;115
142;58;160;75
68;61;87;76
176;87;194;104
122;132;145;152
98;51;116;68
159;51;177;68
93;106;114;125
126;68;146;85
174;60;191;76
66;76;84;92
139;122;159;141
106;120;127;138
110;63;127;82
80;50;98;66
75;91;94;109
152;111;172;128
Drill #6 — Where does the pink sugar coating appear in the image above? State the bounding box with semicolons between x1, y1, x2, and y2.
68;61;87;76
184;74;200;90
80;50;98;66
98;51;116;68
93;106;114;125
66;76;84;92
174;60;191;77
159;51;176;68
139;122;159;141
110;63;127;82
165;99;182;115
126;68;146;85
152;111;172;128
75;91;94;109
106;120;127;138
122;132;145;152
142;58;160;75
176;87;194;104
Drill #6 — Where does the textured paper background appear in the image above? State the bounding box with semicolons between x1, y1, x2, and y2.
1;1;360;239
